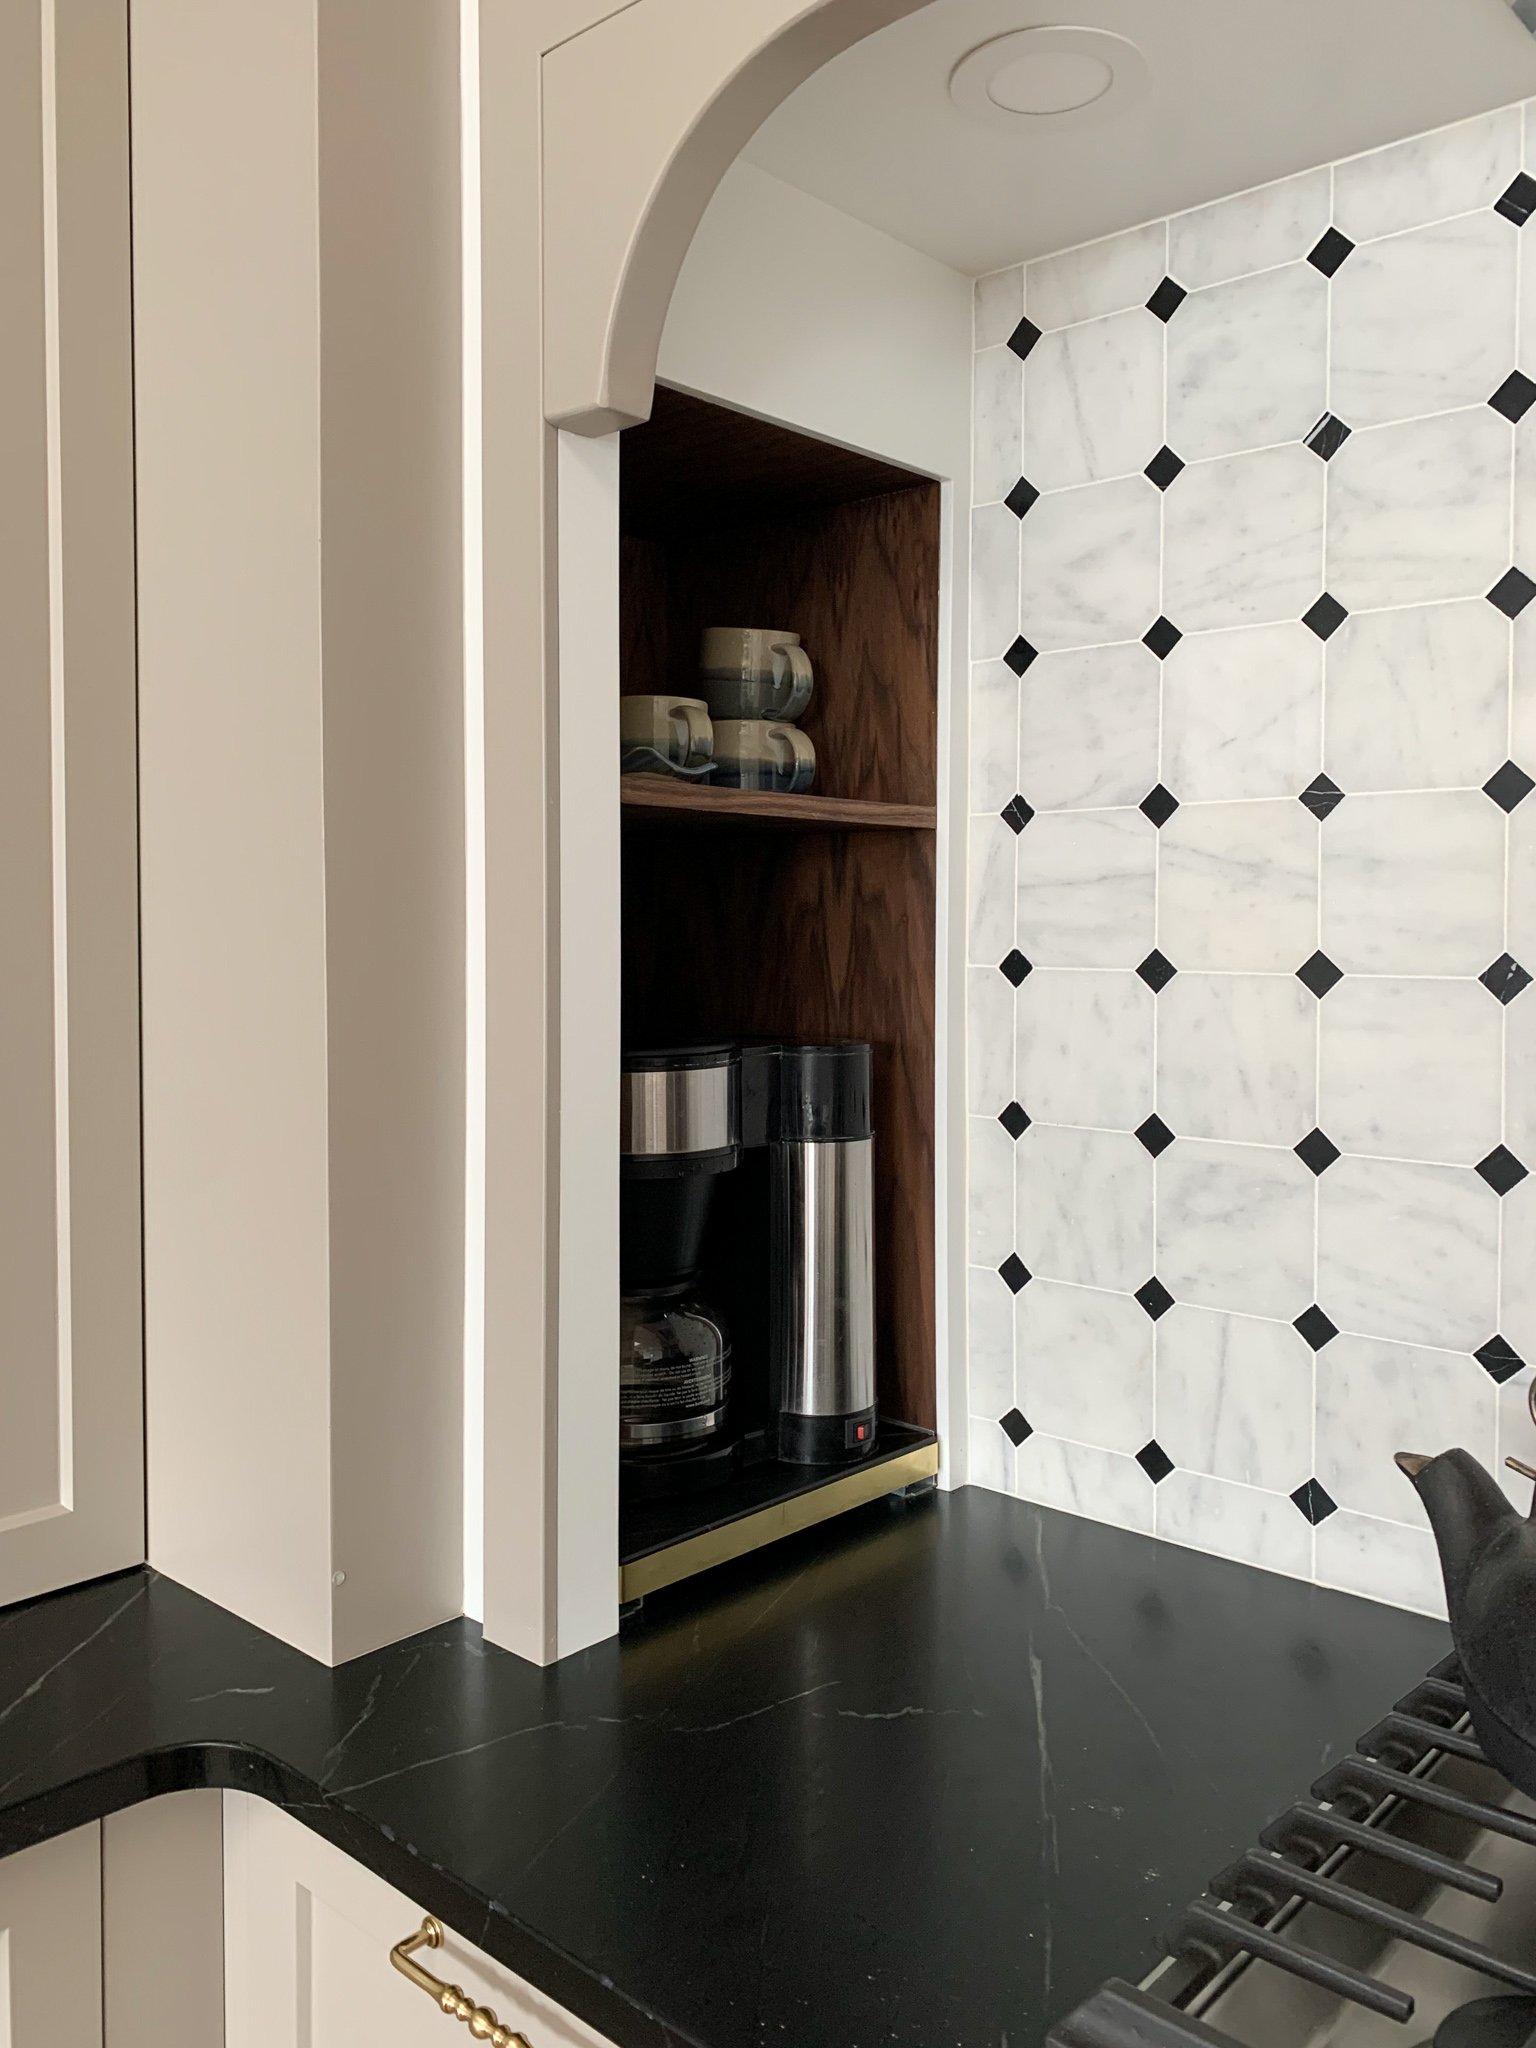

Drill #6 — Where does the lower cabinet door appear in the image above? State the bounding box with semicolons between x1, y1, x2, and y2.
0;1824;102;2048
222;1795;618;2048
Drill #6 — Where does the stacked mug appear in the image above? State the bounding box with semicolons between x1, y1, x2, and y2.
618;629;816;794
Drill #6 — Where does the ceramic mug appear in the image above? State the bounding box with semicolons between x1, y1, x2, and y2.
711;719;816;794
699;627;813;722
620;694;713;772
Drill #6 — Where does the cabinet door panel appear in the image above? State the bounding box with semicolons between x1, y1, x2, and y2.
0;0;141;1602
0;1825;102;2048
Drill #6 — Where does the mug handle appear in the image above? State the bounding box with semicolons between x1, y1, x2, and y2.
768;723;816;792
768;643;813;721
671;702;714;766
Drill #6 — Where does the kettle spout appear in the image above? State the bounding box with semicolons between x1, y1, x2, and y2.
1395;1452;1433;1479
1397;1446;1523;1607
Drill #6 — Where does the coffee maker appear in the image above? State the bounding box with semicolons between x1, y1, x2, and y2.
619;1039;876;1492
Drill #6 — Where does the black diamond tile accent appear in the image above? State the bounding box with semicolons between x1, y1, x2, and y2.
1136;949;1177;993
1299;772;1345;820
1146;276;1187;322
1302;593;1349;642
1135;1114;1175;1157
1307;227;1355;276
1143;615;1183;660
1135;1276;1175;1320
1000;793;1035;834
1145;445;1185;490
998;1100;1030;1141
1005;475;1040;520
1475;1334;1527;1384
1296;950;1344;999
1304;412;1352;460
1295;1128;1341;1175
1489;567;1536;618
1492;370;1536;424
999;1406;1033;1446
1000;949;1032;987
998;1253;1031;1295
1291;1477;1338;1525
1477;1144;1529;1195
1483;952;1533;1004
1137;1439;1174;1484
1496;172;1536;226
1007;315;1042;362
1140;783;1179;828
1485;760;1536;813
1003;635;1038;676
1294;1304;1339;1351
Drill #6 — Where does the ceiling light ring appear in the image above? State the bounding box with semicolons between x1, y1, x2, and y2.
949;25;1151;132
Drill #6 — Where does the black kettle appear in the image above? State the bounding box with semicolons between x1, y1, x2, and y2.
1397;1380;1536;1798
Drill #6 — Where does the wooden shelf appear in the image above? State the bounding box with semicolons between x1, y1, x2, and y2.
621;776;936;831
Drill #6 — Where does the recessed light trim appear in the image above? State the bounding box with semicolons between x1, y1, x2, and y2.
949;26;1150;132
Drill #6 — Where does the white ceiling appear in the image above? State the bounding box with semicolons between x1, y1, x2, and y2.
742;0;1536;277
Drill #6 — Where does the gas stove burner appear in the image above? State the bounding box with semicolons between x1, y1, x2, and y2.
1423;1993;1536;2048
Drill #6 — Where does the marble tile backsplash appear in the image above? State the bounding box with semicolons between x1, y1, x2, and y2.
965;100;1536;1619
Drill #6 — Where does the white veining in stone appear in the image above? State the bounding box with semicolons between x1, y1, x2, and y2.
969;658;1021;815
1316;1332;1495;1524
966;966;1014;1114
1012;1433;1154;1535
1169;170;1333;290
1164;445;1324;631
1156;973;1316;1145
1020;476;1161;651
967;1264;1016;1421
1319;977;1502;1165
1020;643;1161;810
967;813;1015;965
1025;221;1167;331
1016;808;1156;968
1326;408;1512;613
972;344;1023;507
1514;610;1536;773
1024;310;1163;491
1161;622;1323;802
1325;600;1510;793
1332;106;1523;244
1156;1305;1314;1492
1155;1470;1312;1580
970;501;1020;660
1508;803;1536;975
1315;1510;1447;1620
1167;263;1327;462
1506;988;1536;1162
1498;1177;1536;1366
1018;1125;1152;1291
1017;969;1152;1131
1155;1140;1315;1320
1318;1155;1498;1351
1321;790;1505;976
1157;800;1319;972
975;265;1024;350
1016;1279;1152;1453
966;1113;1014;1267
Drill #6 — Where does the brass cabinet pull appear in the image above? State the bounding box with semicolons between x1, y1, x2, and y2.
391;1917;533;2046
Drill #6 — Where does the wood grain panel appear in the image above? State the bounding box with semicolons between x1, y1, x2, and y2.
620;777;935;830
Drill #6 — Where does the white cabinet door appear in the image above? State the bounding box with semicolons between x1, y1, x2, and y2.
222;1795;617;2048
0;0;142;1604
103;1792;224;2048
0;1825;103;2048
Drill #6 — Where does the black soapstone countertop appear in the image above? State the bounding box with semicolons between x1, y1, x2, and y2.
0;1487;1446;2048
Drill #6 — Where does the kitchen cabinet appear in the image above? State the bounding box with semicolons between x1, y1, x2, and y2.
223;1795;614;2048
0;1826;103;2048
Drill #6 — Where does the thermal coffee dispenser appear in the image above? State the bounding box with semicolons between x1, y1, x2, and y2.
619;1039;876;1492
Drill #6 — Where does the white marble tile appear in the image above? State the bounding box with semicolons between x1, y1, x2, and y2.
974;265;1024;350
1012;1432;1154;1535
1025;221;1167;331
1326;409;1512;614
1016;808;1156;969
1019;643;1161;810
1509;803;1536;978
1016;1278;1153;1453
972;344;1023;506
1514;611;1536;775
1156;973;1316;1145
1318;1155;1498;1351
969;659;1020;816
1498;1367;1536;1510
967;1263;1017;1422
967;1413;1015;1496
1333;106;1523;243
1499;1177;1536;1367
1156;1140;1315;1320
1169;170;1333;290
1163;445;1324;632
1157;800;1320;972
1155;1304;1314;1492
967;812;1015;966
1314;1509;1447;1620
1320;790;1505;976
1155;1470;1313;1580
967;1113;1014;1267
1167;263;1327;462
1161;623;1323;802
970;501;1020;661
1019;476;1161;652
1317;1332;1495;1526
1018;1124;1153;1291
1508;987;1536;1163
966;966;1014;1116
1319;977;1503;1166
1325;600;1510;794
1016;969;1153;1131
1023;309;1163;491
1330;213;1516;430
